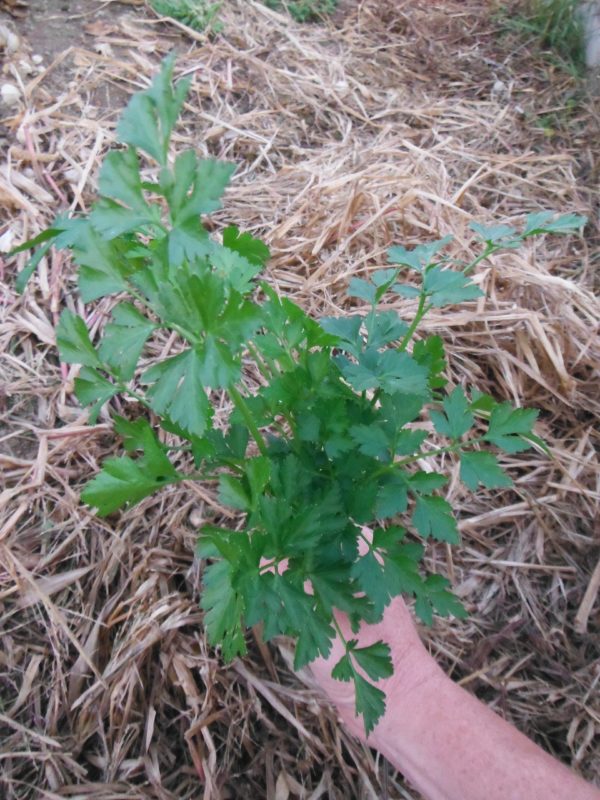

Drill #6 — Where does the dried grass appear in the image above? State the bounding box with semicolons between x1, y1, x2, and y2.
0;0;599;797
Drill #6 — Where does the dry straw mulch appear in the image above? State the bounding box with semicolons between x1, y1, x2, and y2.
1;0;599;797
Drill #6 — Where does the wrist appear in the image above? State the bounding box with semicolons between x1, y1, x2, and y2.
370;649;446;754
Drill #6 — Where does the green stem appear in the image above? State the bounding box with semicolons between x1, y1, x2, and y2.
331;615;352;651
228;384;268;457
399;293;430;351
120;385;153;410
372;436;485;478
463;244;496;276
186;472;224;482
246;341;274;381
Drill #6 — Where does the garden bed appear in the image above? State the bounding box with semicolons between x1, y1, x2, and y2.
1;1;599;797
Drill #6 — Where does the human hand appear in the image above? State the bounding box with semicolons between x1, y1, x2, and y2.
263;530;442;744
309;596;442;747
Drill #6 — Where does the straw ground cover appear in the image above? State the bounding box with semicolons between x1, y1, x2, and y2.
1;0;599;797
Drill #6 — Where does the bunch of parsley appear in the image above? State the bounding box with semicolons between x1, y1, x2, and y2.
12;56;586;734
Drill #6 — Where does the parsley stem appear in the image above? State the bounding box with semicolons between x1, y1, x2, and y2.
228;384;268;457
398;435;484;466
120;385;153;410
399;293;430;351
246;341;273;381
463;244;496;275
372;435;486;478
331;615;352;653
186;473;221;482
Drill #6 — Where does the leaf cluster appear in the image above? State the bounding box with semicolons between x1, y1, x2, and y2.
263;0;338;23
11;56;586;736
149;0;223;33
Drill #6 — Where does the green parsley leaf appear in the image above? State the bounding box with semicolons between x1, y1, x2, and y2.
415;574;467;626
142;349;215;438
378;392;423;431
218;474;250;510
116;53;190;165
14;239;53;294
484;403;539;453
365;310;409;349
90;198;159;240
74;367;119;423
81;436;180;516
469;390;497;415
388;236;453;271
391;283;421;299
9;226;62;258
241;571;285;640
56;310;100;368
460;451;512;490
375;476;408;519
310;562;361;616
201;559;247;661
430;386;474;440
383;547;424;595
412;495;459;543
245;457;271;504
113;416;157;451
60;220;134;302
394;429;428;456
167;217;212;264
117;94;164;164
351;549;390;615
97;148;151;217
223;225;270;267
337;349;429;396
407;471;447;493
257;286;337;357
169;156;236;224
353;641;393;681
371;524;406;553
319;315;363;357
98;303;156;380
331;653;354;682
354;672;386;735
371;268;399;288
424;266;483;307
522;211;587;237
294;613;335;669
210;246;262;295
469;221;519;246
349;424;390;459
413;335;447;390
271;579;334;668
348;277;377;305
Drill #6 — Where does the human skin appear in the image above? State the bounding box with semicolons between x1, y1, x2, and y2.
310;597;600;800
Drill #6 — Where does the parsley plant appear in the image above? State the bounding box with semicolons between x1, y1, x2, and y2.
263;0;338;22
149;0;223;33
12;56;587;735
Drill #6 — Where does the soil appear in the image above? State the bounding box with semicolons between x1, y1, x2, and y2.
1;0;139;95
11;0;140;56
